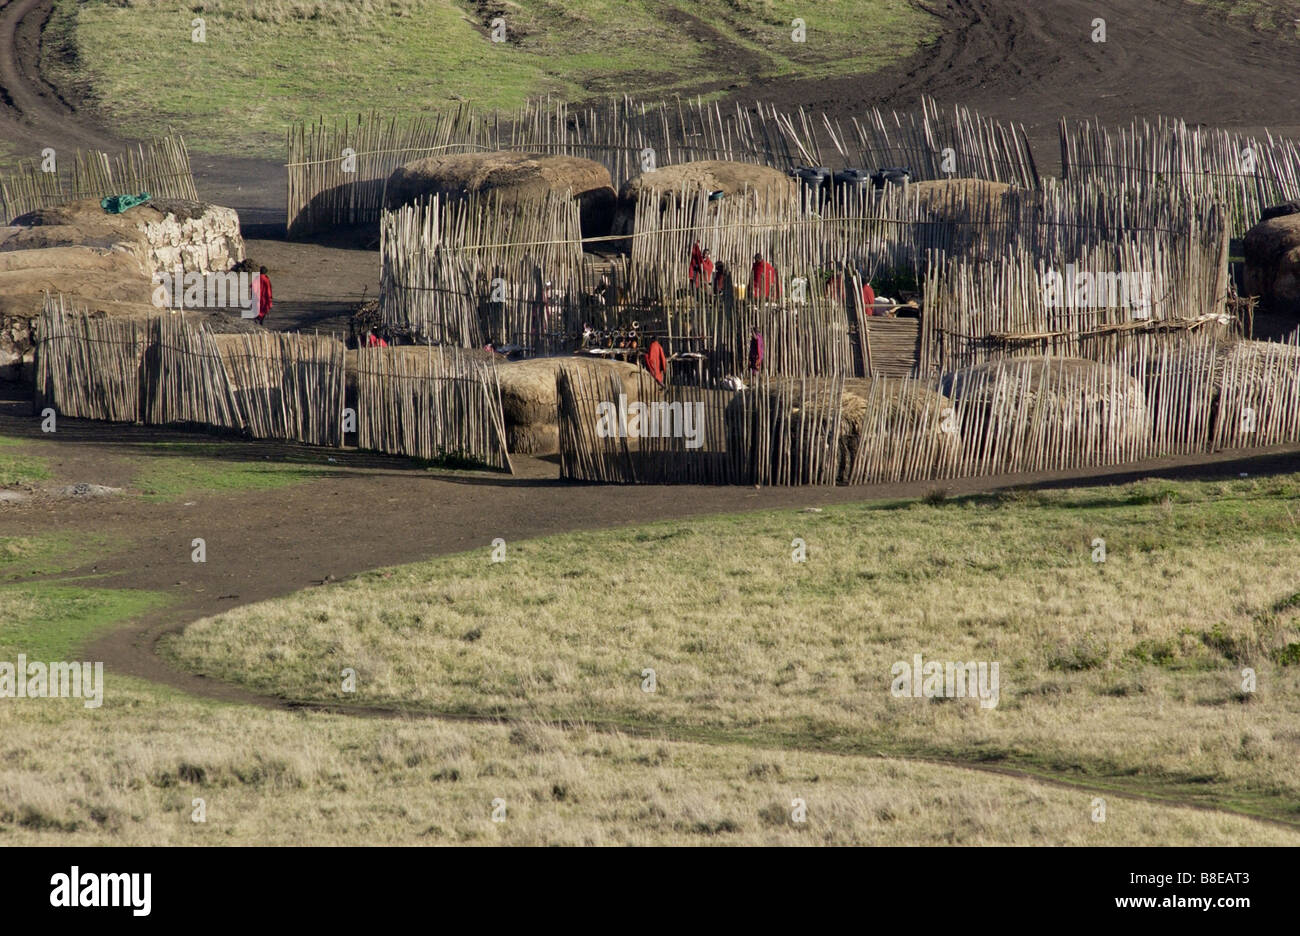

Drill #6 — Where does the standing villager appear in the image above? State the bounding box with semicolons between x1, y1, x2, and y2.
750;253;778;300
700;248;714;289
688;240;704;288
254;266;273;324
748;326;765;375
713;260;732;295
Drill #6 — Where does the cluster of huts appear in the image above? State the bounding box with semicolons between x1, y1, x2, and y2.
10;97;1300;484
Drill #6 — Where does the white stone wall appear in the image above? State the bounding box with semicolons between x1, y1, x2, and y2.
141;204;245;276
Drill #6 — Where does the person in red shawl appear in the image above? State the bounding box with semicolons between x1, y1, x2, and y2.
750;252;778;299
748;326;765;375
254;265;272;324
861;277;877;314
688;240;704;288
699;248;714;289
644;338;667;387
713;260;732;295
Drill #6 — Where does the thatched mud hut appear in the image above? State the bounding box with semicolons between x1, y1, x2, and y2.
497;356;643;456
612;159;796;237
1;197;245;376
942;355;1149;456
383;152;616;238
1243;208;1300;321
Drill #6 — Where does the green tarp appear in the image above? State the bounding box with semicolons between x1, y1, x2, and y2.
100;192;152;214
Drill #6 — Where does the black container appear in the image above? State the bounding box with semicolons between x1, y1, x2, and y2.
872;167;911;189
833;168;872;192
793;166;832;194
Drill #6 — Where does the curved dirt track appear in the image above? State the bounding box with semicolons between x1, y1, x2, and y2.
4;0;1300;833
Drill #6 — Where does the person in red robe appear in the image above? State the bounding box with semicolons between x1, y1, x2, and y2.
748;326;765;375
688;240;704;288
700;249;714;289
644;339;667;387
713;261;732;295
750;253;778;300
862;278;877;314
254;266;273;323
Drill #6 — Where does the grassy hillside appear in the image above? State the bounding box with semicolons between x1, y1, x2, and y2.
59;0;936;157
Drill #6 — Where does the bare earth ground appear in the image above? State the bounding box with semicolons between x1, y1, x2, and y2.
3;0;1300;836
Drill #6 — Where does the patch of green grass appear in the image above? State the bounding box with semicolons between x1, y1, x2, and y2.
131;445;334;500
0;533;120;581
0;584;166;659
65;0;937;157
0;452;50;486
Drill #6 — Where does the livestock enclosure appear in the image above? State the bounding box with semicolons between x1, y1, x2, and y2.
376;172;1233;377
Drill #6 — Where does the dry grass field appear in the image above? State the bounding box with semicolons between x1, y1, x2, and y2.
160;474;1300;832
1;581;1297;845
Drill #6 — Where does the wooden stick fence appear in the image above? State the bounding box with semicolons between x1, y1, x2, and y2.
556;368;842;485
920;227;1229;374
1061;116;1300;237
144;313;242;431
36;298;345;447
1;133;197;222
558;328;1300;485
1211;335;1300;450
35;298;147;422
764;96;1039;188
211;330;345;446
37;298;1300;485
380;190;584;351
355;346;511;471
